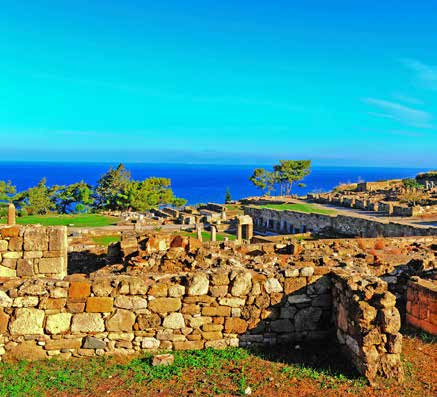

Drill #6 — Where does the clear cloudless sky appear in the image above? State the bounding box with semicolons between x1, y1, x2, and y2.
0;0;436;166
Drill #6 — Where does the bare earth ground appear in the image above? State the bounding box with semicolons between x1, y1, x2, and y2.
49;331;435;397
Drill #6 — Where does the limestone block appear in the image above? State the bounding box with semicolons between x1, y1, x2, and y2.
219;297;246;307
12;296;39;307
380;307;401;335
23;251;43;259
129;278;149;295
163;313;185;329
264;278;283;293
10;308;45;335
46;313;72;334
2;258;17;269
284;278;307;295
50;287;68;298
210;286;228;297
0;265;17;277
69;281;91;301
224;317;248;333
188;273;209;296
16;259;35;277
202;306;231;317
141;337;160;349
231;272;252;296
152;353;174;366
86;297;114;313
211;271;229;286
92;279;113;297
8;237;23;251
300;267;314;277
0;309;10;333
173;340;204;350
71;313;105;333
168;285;185;297
39;297;66;310
48;226;67;251
135;312;161;329
38;257;65;274
2;252;22;259
23;228;48;251
148;298;181;313
3;340;47;361
0;226;20;238
0;240;8;251
45;338;82;350
148;283;168;297
83;336;106;349
106;309;136;331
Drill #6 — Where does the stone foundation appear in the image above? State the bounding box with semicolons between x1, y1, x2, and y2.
406;277;437;335
0;225;67;279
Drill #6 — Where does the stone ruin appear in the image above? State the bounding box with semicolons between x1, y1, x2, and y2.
0;223;436;386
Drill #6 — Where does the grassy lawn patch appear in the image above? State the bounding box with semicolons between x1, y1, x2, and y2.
259;203;336;215
0;336;434;397
91;235;121;246
0;214;119;227
182;231;236;241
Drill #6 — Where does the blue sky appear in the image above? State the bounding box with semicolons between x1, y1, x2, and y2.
0;0;436;166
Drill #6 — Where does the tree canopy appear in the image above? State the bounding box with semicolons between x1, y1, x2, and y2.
0;163;186;216
249;160;311;196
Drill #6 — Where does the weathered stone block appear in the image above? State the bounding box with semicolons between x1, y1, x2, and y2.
264;278;283;293
231;272;252;296
38;257;65;274
8;237;23;251
16;259;35;277
83;336;106;349
224;318;248;333
106;309;136;331
10;308;45;335
69;281;91;301
173;340;204;350
48;227;67;251
0;309;10;333
202;306;231;317
135;312;161;329
148;283;168;297
71;313;104;333
163;313;185;329
46;313;72;334
0;290;13;307
0;265;17;277
188;273;209;296
23;228;48;251
284;278;307;295
148;298;181;313
86;297;114;313
1;226;20;238
219;297;245;307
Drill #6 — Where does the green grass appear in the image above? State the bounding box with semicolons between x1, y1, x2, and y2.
91;235;121;246
0;214;119;227
182;231;237;241
259;203;336;215
0;348;248;397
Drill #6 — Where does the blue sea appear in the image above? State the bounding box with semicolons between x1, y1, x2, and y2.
0;162;426;205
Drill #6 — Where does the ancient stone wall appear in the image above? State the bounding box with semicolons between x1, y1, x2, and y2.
332;270;404;384
0;265;333;362
406;277;436;335
244;206;437;237
0;225;67;279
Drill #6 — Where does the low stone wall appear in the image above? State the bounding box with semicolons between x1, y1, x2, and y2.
0;266;333;362
406;277;437;335
332;270;404;383
244;206;437;237
0;225;67;279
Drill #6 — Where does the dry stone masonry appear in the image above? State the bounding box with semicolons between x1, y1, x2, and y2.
0;225;435;385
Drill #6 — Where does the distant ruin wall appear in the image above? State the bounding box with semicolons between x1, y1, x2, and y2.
0;225;67;279
406;277;437;335
332;270;404;383
244;206;437;237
